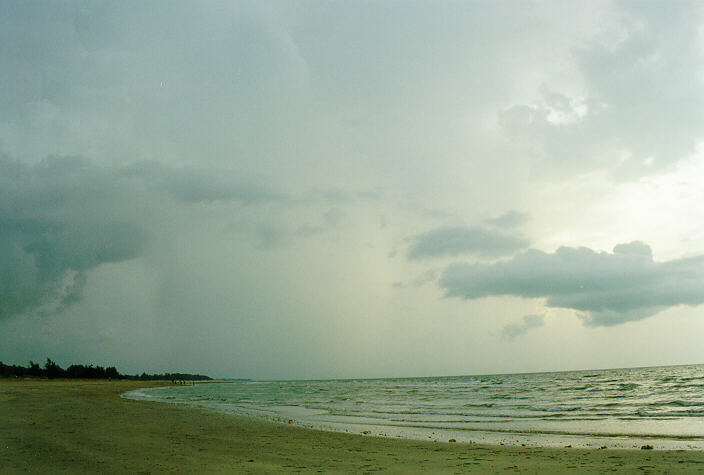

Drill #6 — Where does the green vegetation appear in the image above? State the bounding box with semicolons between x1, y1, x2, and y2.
0;358;212;381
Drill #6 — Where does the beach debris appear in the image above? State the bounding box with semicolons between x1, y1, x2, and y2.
448;438;456;443
565;445;572;448
288;419;294;424
362;430;371;435
599;446;607;450
641;445;654;450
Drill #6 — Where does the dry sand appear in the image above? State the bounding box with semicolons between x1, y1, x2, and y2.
1;379;703;473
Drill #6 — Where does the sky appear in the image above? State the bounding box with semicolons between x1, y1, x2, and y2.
1;0;703;380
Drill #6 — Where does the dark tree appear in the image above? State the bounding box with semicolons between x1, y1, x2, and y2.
44;358;66;379
0;359;212;381
28;360;43;377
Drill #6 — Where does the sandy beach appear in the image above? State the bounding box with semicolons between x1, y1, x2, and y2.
1;379;703;473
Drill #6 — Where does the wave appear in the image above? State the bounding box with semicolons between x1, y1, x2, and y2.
558;385;592;391
122;364;704;447
646;400;704;408
637;408;704;418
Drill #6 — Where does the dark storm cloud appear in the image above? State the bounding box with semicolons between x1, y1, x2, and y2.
408;225;529;260
440;242;704;326
500;314;545;340
0;155;283;320
0;156;148;319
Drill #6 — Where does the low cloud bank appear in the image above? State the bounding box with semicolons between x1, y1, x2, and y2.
500;314;545;340
484;210;528;228
440;241;704;326
408;225;529;260
119;161;284;204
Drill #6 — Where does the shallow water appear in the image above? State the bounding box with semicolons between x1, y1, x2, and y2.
123;364;704;449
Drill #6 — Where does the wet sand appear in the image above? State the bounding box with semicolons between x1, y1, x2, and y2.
1;379;703;473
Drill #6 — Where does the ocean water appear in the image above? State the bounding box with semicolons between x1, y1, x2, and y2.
123;364;704;450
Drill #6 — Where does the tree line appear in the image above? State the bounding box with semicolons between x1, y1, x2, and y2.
0;358;212;381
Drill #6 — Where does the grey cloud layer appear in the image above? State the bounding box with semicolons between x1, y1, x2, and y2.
0;156;279;319
440;242;704;326
5;0;681;190
408;225;529;260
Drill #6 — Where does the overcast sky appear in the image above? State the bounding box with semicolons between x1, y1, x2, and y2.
1;0;703;379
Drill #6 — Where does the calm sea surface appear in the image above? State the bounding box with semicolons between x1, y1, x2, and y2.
124;364;704;449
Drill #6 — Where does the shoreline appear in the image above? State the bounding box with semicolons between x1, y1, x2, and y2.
125;382;704;451
2;379;703;472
